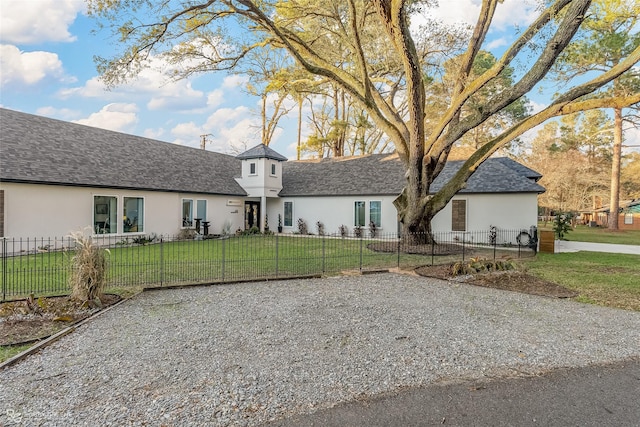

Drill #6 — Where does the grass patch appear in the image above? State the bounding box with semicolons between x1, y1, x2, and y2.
565;226;640;245
525;251;640;311
538;223;640;245
0;343;32;363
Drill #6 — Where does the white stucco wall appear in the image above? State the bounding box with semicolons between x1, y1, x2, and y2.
267;195;399;236
431;193;538;234
268;192;539;238
235;158;283;198
0;182;244;239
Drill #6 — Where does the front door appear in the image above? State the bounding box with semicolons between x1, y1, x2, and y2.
244;202;260;230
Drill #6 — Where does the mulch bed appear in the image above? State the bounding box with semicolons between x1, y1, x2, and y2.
415;264;578;299
0;294;121;346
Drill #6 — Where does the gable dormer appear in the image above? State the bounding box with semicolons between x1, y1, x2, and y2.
235;144;287;197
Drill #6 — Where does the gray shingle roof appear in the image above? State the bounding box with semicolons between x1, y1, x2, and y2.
280;153;545;196
0;108;247;196
1;108;544;198
237;144;288;161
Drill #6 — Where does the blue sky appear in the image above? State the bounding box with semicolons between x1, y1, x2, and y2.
1;0;637;158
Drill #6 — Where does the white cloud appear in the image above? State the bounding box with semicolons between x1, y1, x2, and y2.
414;0;539;33
485;37;509;50
60;55;208;111
0;45;64;86
73;103;139;133
624;126;640;154
35;106;81;121
207;89;225;108
529;100;547;115
0;0;85;44
143;127;167;140
222;75;249;89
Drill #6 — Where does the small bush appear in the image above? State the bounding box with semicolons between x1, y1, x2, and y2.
68;229;109;303
241;226;260;235
451;257;517;276
297;218;308;234
339;224;348;237
553;212;572;240
222;220;232;236
354;225;363;238
316;221;325;236
132;233;157;245
369;221;377;238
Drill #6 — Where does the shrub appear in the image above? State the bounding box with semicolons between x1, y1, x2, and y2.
316;221;325;236
354;225;363;238
553;212;572;240
297;218;308;234
222;220;232;236
339;224;348;237
451;257;517;276
241;226;260;235
369;220;377;238
68;229;109;303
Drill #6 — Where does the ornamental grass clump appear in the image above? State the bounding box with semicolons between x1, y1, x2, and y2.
68;229;109;303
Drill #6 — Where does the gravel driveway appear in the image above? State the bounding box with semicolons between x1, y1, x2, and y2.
2;273;639;426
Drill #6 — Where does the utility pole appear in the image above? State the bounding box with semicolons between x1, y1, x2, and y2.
200;134;213;150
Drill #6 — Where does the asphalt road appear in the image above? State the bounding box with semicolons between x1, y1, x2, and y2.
268;358;640;427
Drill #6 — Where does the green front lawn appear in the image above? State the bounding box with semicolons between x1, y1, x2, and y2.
538;223;640;245
526;251;640;311
565;226;640;245
1;235;430;300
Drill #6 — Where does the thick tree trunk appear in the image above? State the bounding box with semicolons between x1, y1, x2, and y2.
609;107;622;230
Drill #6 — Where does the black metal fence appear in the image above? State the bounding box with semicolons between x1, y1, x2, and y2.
1;228;537;301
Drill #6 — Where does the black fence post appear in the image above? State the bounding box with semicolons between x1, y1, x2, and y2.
2;238;7;302
359;234;363;272
275;233;279;278
431;234;435;266
160;236;164;286
322;234;326;275
462;235;466;262
493;232;497;261
221;235;226;282
397;235;401;268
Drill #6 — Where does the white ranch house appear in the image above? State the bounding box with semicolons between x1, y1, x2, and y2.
0;108;544;241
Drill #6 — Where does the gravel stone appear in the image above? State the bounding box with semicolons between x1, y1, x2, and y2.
1;273;639;426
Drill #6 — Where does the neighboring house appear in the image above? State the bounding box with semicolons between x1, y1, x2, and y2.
585;199;640;231
0;108;545;241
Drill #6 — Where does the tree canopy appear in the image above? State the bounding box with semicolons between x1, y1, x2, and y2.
88;0;640;239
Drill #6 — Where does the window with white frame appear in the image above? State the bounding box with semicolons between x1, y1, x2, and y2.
284;201;293;227
270;163;276;176
94;195;118;234
250;162;257;175
182;199;194;227
354;201;366;226
369;201;381;227
123;197;144;233
624;213;633;225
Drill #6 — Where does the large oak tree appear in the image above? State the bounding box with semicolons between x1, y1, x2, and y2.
88;0;640;241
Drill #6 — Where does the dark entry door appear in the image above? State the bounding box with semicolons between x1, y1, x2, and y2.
244;202;260;230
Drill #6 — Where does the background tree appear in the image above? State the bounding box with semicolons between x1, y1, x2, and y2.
552;0;640;229
238;49;295;146
525;116;612;213
88;0;640;241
